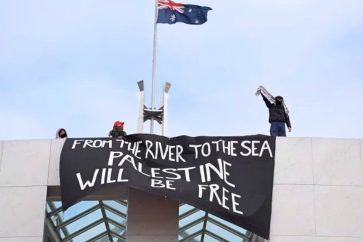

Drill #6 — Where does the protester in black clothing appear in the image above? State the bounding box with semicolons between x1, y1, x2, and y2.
256;86;292;136
109;121;127;138
56;128;68;138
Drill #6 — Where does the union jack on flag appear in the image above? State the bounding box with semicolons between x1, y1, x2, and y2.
157;0;212;25
158;0;185;14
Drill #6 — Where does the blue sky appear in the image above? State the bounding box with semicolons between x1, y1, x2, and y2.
0;0;362;140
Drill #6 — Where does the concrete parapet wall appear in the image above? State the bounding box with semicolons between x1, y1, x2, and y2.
47;139;65;186
0;137;362;241
0;140;50;241
270;137;363;241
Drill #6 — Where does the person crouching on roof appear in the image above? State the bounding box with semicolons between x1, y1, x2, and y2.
109;121;127;138
56;128;68;139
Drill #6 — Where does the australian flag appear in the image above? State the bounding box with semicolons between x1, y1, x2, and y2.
157;0;212;25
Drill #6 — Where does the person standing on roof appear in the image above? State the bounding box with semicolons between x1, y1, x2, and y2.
256;86;292;137
109;121;127;138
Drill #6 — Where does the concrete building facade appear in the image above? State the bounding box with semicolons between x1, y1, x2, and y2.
0;137;363;241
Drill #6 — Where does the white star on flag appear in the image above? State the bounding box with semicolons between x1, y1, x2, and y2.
170;14;176;22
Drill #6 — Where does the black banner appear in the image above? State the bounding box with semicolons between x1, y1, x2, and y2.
60;134;275;239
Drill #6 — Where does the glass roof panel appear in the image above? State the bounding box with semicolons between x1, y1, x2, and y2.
57;229;65;239
206;222;245;241
179;210;205;228
46;200;128;242
178;204;253;242
71;223;107;242
204;234;223;242
179;203;194;215
59;209;103;236
112;235;126;242
109;222;126;237
192;235;202;242
46;200;253;242
103;200;127;214
48;201;62;211
61;201;99;221
179;221;203;239
105;209;127;224
179;233;202;242
208;214;249;234
94;234;109;242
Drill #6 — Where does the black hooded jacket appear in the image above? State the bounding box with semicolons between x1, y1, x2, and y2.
262;95;291;128
109;127;127;138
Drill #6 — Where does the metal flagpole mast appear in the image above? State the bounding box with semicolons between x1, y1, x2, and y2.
150;0;159;134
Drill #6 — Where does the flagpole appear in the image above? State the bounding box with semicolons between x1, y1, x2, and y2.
150;0;159;134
